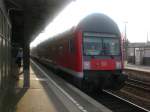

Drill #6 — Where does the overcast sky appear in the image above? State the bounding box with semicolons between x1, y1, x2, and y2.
30;0;150;47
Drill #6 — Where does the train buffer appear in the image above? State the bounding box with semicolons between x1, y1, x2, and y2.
3;60;112;112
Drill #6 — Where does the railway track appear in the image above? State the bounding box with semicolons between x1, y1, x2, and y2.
125;78;150;92
87;90;149;112
52;70;150;112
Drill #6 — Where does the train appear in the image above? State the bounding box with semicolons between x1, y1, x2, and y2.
31;13;127;90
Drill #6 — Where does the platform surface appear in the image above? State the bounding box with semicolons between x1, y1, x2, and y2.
4;60;112;112
125;63;150;73
15;68;59;112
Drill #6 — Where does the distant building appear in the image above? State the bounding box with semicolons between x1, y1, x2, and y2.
127;42;150;65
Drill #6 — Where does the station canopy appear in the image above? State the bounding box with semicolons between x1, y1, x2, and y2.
4;0;73;46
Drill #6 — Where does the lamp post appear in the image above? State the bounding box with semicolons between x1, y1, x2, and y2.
124;21;128;63
124;21;128;42
147;32;149;43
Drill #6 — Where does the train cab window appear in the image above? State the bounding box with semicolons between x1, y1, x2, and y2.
103;38;120;55
83;37;102;55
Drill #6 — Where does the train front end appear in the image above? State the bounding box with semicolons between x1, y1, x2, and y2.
82;32;127;90
78;14;127;90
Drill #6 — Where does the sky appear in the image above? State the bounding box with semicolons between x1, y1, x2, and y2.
30;0;150;48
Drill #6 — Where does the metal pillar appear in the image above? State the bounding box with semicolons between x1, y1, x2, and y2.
23;43;30;88
23;0;30;88
134;47;135;64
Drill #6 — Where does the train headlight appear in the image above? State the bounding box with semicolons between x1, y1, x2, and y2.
116;61;122;69
84;61;90;69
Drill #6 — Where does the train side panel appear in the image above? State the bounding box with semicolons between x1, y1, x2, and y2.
36;30;83;77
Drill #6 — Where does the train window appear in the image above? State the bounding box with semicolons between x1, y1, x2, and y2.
69;39;75;53
103;38;120;55
83;37;102;55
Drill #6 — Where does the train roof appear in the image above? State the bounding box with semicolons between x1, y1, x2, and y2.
32;13;120;48
77;13;120;35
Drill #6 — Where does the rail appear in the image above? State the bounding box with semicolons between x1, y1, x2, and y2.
102;90;150;112
125;78;150;92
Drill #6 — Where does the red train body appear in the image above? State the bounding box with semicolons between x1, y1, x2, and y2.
31;13;127;90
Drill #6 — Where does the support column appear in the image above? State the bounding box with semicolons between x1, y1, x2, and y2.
134;47;135;64
23;43;30;88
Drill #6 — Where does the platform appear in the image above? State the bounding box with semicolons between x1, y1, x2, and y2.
2;60;112;112
125;63;150;73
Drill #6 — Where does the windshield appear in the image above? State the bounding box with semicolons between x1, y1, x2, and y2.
83;37;102;55
83;36;120;56
103;38;120;55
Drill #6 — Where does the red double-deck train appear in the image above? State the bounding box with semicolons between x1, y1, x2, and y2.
31;13;127;90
